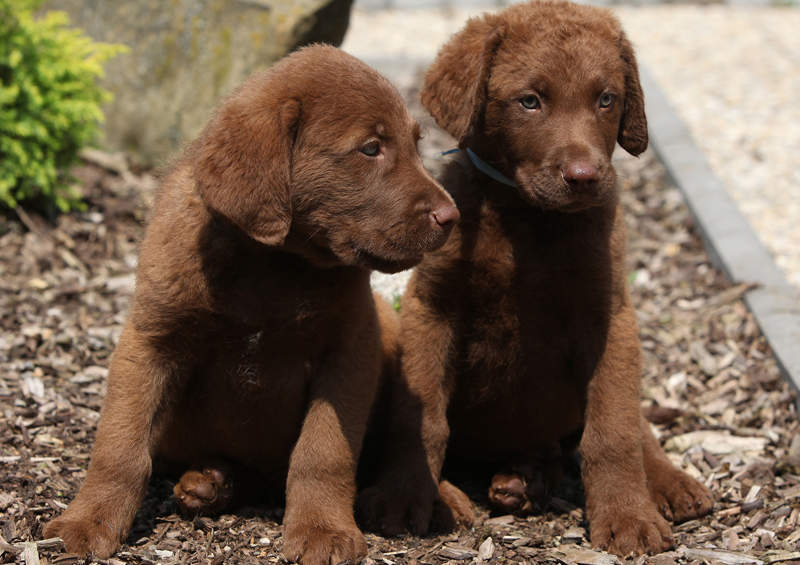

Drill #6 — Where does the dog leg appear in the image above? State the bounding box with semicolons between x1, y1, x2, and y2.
430;480;476;532
580;305;672;556
44;324;178;558
357;293;457;536
641;416;713;522
282;327;379;565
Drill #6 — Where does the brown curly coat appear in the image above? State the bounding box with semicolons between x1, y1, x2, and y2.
44;45;458;565
359;1;713;556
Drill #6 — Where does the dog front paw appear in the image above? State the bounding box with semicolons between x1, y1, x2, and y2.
283;523;367;565
649;468;713;522
589;503;672;556
44;511;122;558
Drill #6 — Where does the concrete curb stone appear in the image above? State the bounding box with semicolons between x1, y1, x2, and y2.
641;67;800;393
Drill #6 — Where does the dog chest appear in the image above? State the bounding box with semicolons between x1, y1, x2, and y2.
444;211;614;456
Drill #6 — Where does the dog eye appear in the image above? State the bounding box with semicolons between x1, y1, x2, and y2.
598;93;616;109
360;140;381;157
519;95;541;110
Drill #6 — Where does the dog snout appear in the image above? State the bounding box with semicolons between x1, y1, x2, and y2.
561;160;600;191
411;163;460;233
430;204;460;231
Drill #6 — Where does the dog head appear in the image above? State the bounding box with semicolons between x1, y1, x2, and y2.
192;45;458;273
421;1;647;212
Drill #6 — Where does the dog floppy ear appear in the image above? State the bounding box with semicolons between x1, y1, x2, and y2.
194;90;301;246
421;15;504;146
617;32;648;156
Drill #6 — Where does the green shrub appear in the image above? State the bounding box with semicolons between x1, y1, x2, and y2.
0;0;126;213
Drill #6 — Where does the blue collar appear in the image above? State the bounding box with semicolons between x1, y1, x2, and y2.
442;148;517;188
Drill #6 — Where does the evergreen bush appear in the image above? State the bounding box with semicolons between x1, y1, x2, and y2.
0;0;125;212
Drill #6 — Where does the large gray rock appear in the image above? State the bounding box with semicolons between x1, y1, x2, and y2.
44;0;353;165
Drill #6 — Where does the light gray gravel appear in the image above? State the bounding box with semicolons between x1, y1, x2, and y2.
616;5;800;289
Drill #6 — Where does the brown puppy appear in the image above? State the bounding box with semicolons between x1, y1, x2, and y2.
44;45;458;565
358;1;713;556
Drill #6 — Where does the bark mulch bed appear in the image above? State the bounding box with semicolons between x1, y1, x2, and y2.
1;83;799;564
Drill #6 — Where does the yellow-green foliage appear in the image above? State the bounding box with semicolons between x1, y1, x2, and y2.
0;0;126;212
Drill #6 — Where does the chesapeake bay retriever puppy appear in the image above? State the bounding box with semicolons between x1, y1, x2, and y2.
358;2;713;556
44;44;458;565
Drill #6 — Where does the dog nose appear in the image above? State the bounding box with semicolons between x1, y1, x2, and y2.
562;161;600;188
430;204;460;230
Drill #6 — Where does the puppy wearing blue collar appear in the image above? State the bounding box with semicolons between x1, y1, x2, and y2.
359;1;713;557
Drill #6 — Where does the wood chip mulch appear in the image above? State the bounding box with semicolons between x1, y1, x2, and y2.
1;86;799;565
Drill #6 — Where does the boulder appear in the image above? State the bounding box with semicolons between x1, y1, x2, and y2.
44;0;353;165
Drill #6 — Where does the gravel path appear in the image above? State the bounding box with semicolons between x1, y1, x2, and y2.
616;5;800;289
345;3;800;290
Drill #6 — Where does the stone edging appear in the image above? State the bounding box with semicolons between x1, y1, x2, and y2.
640;66;800;394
